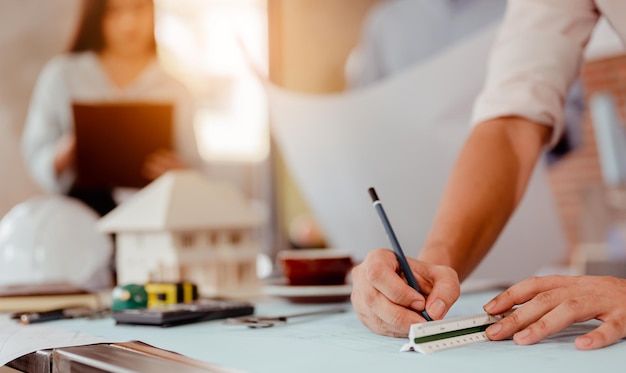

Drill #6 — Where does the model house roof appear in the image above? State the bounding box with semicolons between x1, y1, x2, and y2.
97;170;263;232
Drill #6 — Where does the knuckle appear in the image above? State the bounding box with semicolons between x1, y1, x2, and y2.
365;263;385;283
444;265;458;277
605;318;624;333
387;287;405;303
603;276;625;289
370;248;391;260
533;318;549;334
506;310;522;326
562;298;580;314
360;315;386;336
355;311;372;326
502;288;517;301
388;286;416;306
438;264;459;281
355;311;368;325
535;291;556;306
372;315;387;331
352;281;374;307
577;275;594;286
388;311;409;331
580;275;605;289
363;289;377;306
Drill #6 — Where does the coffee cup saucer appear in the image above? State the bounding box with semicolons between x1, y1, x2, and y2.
262;278;352;304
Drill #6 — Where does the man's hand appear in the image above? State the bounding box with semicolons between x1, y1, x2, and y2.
53;134;76;176
351;248;460;337
142;149;188;180
484;275;626;350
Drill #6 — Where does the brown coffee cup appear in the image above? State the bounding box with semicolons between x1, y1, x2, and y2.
278;249;353;286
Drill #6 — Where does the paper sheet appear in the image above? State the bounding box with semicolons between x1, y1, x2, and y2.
266;22;567;284
0;315;124;366
40;292;626;373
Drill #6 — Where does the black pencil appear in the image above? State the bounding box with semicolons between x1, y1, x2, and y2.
368;187;432;321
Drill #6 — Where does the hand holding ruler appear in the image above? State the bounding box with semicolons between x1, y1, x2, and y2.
401;312;509;354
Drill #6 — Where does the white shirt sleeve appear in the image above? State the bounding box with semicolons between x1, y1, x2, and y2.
21;57;75;194
471;0;600;147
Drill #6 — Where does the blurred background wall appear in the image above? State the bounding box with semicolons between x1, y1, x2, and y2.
0;0;81;217
2;0;626;261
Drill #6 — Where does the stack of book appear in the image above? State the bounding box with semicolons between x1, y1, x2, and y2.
0;282;101;313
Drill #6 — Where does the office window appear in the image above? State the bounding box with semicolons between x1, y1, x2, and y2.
154;0;274;259
155;0;268;163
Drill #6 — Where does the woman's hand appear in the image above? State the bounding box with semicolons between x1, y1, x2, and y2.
142;149;188;180
351;248;460;337
484;275;626;350
53;134;76;176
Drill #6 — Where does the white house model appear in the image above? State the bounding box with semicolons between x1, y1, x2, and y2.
97;170;263;298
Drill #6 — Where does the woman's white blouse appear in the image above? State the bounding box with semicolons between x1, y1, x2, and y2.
21;51;199;193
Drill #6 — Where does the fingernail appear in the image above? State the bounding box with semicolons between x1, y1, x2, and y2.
514;329;530;341
486;323;501;337
484;299;496;313
410;300;425;311
429;299;446;319
576;336;592;349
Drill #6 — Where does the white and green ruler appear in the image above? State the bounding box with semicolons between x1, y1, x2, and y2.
401;312;507;354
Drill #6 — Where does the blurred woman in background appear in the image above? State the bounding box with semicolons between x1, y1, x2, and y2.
22;0;199;216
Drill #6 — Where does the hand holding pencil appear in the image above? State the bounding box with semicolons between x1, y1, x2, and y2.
350;188;461;337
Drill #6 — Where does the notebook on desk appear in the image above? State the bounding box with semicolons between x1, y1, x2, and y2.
0;282;100;312
72;102;173;189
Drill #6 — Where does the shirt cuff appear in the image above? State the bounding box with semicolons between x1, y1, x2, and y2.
35;144;75;194
470;80;565;148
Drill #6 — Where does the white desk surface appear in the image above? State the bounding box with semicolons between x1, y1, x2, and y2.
3;290;624;373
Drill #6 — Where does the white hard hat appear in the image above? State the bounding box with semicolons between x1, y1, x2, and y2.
0;195;113;291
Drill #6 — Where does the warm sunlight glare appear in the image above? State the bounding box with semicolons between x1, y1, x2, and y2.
155;0;268;163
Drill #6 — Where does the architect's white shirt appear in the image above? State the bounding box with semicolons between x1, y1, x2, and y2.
21;51;199;194
472;0;626;146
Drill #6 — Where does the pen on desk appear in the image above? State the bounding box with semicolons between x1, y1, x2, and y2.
368;187;433;321
13;306;94;325
17;308;67;325
224;308;348;328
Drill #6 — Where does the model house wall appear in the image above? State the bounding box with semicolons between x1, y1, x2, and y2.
98;170;263;298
